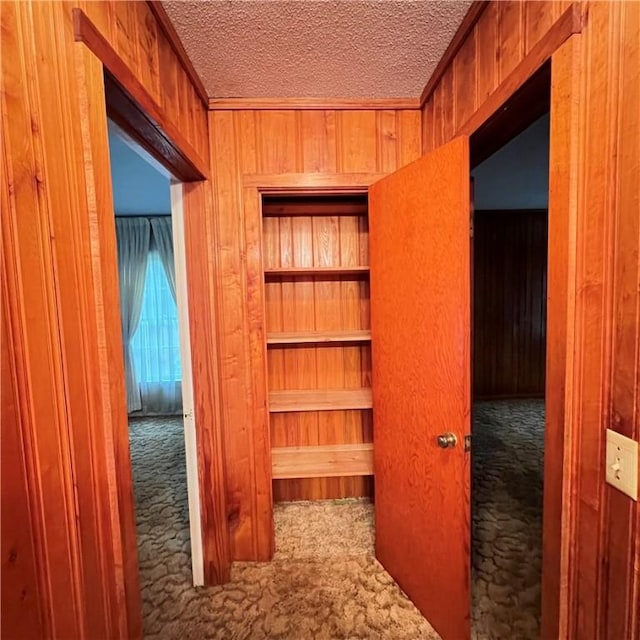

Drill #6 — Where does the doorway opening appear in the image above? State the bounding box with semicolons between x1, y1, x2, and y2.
107;120;204;602
470;63;551;639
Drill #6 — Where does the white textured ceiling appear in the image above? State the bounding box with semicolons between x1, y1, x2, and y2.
162;1;473;99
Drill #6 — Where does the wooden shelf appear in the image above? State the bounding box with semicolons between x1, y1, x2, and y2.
271;444;374;479
262;197;368;218
266;330;371;346
268;388;372;412
264;266;369;277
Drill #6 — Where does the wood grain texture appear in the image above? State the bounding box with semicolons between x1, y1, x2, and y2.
271;444;374;479
1;0;222;636
473;210;548;399
73;9;208;180
80;1;208;162
145;0;208;106
1;121;45;640
209;109;420;556
269;389;373;413
181;182;233;581
369;137;471;640
421;2;581;153
421;1;640;636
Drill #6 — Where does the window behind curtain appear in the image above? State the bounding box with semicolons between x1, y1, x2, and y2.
131;251;182;385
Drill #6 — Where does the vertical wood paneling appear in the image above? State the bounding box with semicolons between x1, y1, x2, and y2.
420;1;640;635
440;66;456;142
2;0;218;636
604;2;640;638
257;111;300;173
475;2;499;106
524;1;555;54
338;111;378;172
497;1;525;82
1;125;46;640
454;30;477;130
473;210;547;399
210;107;420;549
300;111;338;172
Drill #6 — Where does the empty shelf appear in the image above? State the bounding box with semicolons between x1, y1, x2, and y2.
266;330;371;345
264;266;369;277
271;443;374;479
268;388;373;412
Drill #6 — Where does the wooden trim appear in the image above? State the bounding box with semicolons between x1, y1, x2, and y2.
72;9;209;181
419;1;490;108
181;182;233;583
209;97;420;111
271;444;374;480
457;4;582;137
243;173;384;190
146;1;209;107
541;34;582;640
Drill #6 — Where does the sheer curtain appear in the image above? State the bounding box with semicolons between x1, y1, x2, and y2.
130;249;182;414
116;218;151;413
150;217;176;300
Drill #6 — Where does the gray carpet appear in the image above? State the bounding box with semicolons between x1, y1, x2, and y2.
129;400;544;639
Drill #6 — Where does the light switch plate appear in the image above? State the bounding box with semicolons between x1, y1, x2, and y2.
606;429;638;501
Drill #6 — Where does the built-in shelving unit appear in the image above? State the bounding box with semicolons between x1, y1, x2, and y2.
262;193;373;499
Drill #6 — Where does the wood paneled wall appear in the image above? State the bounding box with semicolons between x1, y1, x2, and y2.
473;209;547;399
81;1;208;163
209;109;421;559
1;1;213;637
422;1;574;153
422;2;640;638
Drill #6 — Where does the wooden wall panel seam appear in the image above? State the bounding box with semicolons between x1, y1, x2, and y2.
72;9;209;180
145;0;208;106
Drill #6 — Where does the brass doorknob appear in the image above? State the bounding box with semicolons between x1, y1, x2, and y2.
437;432;458;449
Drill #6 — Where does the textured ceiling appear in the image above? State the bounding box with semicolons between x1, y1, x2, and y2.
162;1;473;99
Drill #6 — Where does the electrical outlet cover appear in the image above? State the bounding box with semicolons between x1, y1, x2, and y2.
605;429;638;501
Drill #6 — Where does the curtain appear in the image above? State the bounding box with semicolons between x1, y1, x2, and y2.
130;251;182;415
150;217;176;301
115;218;151;413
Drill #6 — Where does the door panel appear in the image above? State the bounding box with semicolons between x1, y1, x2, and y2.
369;136;471;640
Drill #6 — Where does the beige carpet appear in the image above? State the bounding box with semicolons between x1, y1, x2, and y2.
130;403;544;639
130;418;438;640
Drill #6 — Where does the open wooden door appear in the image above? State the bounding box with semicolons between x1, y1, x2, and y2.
369;136;471;640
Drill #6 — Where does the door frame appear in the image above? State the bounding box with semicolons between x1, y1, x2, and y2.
241;173;385;559
419;8;582;637
72;9;231;637
458;26;582;640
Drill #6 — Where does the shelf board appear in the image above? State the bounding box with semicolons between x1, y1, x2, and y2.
264;266;369;277
266;330;371;346
271;444;374;479
268;388;373;413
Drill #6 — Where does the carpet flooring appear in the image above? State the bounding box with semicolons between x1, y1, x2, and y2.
129;399;544;639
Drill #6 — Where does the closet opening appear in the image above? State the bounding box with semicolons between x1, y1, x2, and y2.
261;191;374;539
470;61;551;638
107;119;204;597
263;192;374;501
